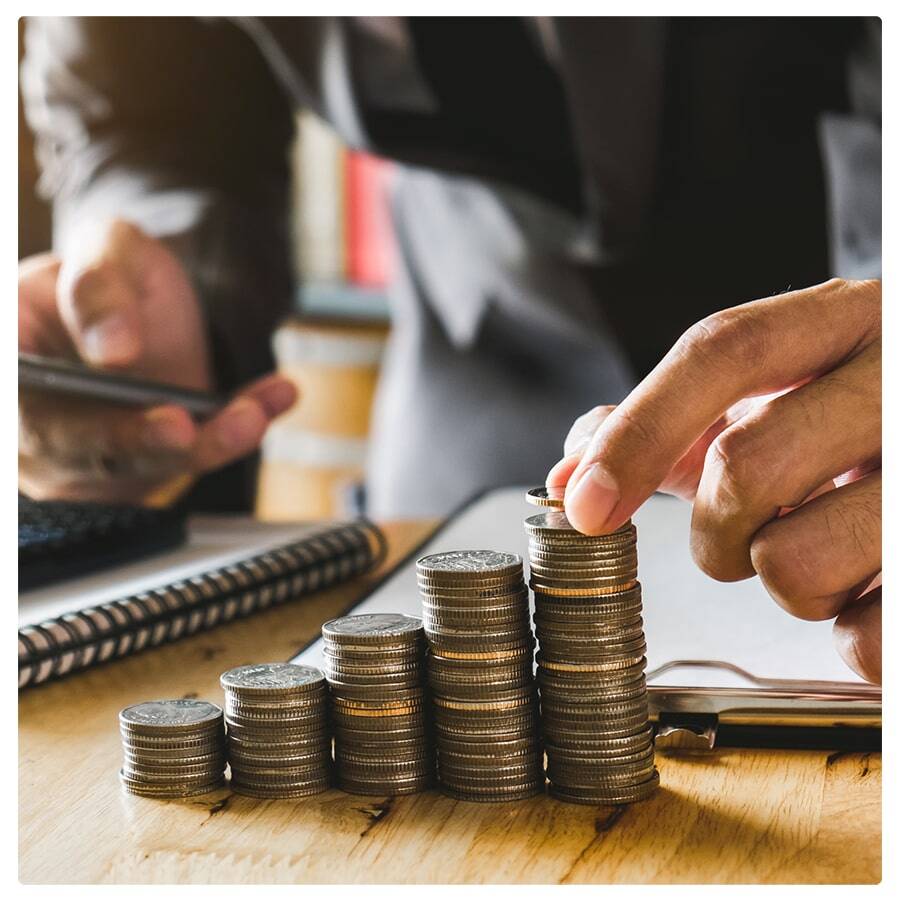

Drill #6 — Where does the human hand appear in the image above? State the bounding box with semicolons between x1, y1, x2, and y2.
19;219;297;505
548;279;882;683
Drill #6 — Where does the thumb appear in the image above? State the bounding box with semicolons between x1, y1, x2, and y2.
56;219;147;368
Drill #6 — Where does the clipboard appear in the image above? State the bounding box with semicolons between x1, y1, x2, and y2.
293;486;880;750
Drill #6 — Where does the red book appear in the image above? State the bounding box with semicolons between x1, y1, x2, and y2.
345;151;396;288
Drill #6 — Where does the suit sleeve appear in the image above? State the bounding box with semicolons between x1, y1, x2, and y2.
818;17;881;280
20;16;296;391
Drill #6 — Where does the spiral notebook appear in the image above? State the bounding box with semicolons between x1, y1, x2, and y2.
18;515;386;689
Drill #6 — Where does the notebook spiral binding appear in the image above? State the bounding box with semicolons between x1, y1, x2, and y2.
18;518;387;689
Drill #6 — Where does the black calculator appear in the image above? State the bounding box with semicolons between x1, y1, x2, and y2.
19;495;187;591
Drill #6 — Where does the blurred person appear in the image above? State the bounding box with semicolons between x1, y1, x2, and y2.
19;17;881;681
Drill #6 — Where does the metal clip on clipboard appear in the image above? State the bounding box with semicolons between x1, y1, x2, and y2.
648;660;881;752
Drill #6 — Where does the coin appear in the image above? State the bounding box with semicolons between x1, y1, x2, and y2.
120;773;226;798
220;663;326;695
231;779;330;799
417;550;523;579
547;770;659;805
439;782;545;803
119;699;223;733
525;486;566;508
528;546;637;564
337;777;433;796
525;511;633;537
322;613;424;644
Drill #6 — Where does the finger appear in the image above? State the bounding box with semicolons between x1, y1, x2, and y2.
187;373;298;474
19;254;71;356
56;220;147;367
564;278;881;534
190;397;270;473
692;341;881;580
238;373;299;419
550;399;756;501
749;471;881;620
833;588;881;684
562;405;616;457
546;405;618;489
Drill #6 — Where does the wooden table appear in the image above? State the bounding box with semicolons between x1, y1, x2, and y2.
19;521;881;884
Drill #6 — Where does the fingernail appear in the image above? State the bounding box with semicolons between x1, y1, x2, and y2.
83;314;139;365
565;464;620;534
143;409;193;450
218;399;263;450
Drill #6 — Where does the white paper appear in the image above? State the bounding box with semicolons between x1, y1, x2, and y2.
294;487;865;689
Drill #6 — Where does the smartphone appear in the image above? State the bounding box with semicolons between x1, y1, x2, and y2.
18;352;224;419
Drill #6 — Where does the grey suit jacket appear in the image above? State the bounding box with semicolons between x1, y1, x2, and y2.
21;17;881;516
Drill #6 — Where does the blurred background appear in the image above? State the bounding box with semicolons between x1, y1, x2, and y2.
19;18;393;523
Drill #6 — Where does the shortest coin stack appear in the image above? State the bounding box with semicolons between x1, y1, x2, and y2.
324;614;433;795
119;699;226;798
418;550;544;803
221;663;331;799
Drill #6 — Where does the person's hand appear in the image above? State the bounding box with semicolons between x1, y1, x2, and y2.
548;278;882;684
19;219;298;505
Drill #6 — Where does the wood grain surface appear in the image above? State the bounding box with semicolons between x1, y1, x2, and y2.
19;521;881;884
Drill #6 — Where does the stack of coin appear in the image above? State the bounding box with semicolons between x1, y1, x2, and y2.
220;663;331;799
119;699;226;798
323;614;433;795
418;550;544;802
525;488;658;805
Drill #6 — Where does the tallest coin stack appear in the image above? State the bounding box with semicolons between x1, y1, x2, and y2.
525;488;658;805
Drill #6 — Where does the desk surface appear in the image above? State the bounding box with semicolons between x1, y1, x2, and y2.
19;521;881;884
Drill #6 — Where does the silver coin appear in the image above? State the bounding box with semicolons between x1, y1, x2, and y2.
417;550;522;577
417;584;527;601
120;699;223;730
224;701;328;718
322;614;424;642
525;512;632;534
220;663;325;693
124;746;226;765
231;780;330;799
337;777;432;796
528;546;637;564
122;737;226;756
548;770;659;804
323;646;423;665
438;782;545;802
120;774;226;798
